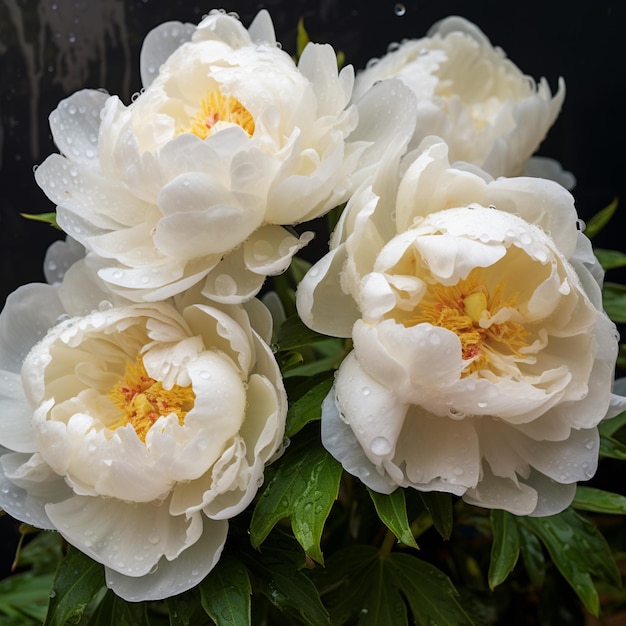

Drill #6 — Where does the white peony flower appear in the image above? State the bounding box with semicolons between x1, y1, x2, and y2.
296;138;626;516
0;260;287;601
34;9;416;304
353;16;565;179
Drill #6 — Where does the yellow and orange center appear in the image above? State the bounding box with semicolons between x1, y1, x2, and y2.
182;90;255;139
109;355;195;442
406;268;529;375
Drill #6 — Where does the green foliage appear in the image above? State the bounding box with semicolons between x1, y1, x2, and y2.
585;197;619;238
199;555;251;625
44;547;106;626
315;546;473;625
603;282;626;323
20;212;60;229
250;426;342;563
368;489;419;549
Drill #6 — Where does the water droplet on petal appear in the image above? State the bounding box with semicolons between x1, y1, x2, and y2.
393;3;406;16
370;436;392;455
215;274;237;296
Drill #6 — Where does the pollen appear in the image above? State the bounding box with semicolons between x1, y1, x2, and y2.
406;268;529;375
109;355;195;442
182;90;255;139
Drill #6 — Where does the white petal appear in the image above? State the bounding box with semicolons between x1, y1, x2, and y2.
321;388;397;494
140;21;196;88
0;371;36;452
105;515;228;602
45;495;203;578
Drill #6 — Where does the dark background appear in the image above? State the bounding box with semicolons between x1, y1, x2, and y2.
1;0;625;579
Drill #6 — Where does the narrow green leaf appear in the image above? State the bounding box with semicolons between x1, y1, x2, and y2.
488;509;520;589
522;509;620;616
247;540;330;626
286;375;334;437
89;589;148;626
419;491;454;539
572;486;626;514
584;197;618;238
368;489;418;549
600;434;626;460
44;548;106;626
595;248;626;270
250;428;342;563
296;17;310;59
20;212;60;229
602;282;626;323
199;555;251;626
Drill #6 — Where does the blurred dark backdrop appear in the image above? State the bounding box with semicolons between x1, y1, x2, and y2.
1;0;625;579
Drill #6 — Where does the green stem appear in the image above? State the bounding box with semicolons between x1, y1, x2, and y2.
380;529;397;558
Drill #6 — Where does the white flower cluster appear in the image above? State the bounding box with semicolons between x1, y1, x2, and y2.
1;8;624;602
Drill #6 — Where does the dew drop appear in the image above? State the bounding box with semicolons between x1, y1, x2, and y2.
429;333;441;346
370;436;392;455
362;386;371;396
148;534;160;545
584;439;595;450
393;3;406;16
98;300;113;311
215;274;237;296
255;239;277;263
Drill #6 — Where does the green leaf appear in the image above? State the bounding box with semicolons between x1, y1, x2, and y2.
166;590;200;626
199;555;251;626
317;546;472;626
20;212;60;229
276;315;333;352
368;489;418;549
600;434;626;460
285;375;334;437
602;282;626;323
250;428;342;563
295;17;310;60
89;589;148;626
595;248;626;270
488;509;520;589
418;491;454;540
44;548;106;626
246;538;330;626
518;525;545;587
599;410;626;437
388;553;473;626
0;571;55;622
572;486;626;514
522;509;620;616
584;197;618;238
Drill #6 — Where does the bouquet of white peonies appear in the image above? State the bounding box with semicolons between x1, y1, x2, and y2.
2;7;626;625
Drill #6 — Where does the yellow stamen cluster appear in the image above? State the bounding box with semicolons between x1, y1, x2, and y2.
109;356;195;442
407;269;529;375
183;91;255;139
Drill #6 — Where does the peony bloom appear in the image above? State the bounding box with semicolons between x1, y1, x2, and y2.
352;16;565;180
296;137;626;516
0;256;287;601
34;9;415;304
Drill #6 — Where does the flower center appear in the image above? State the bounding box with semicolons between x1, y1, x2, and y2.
109;355;195;442
183;90;255;139
407;268;529;375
